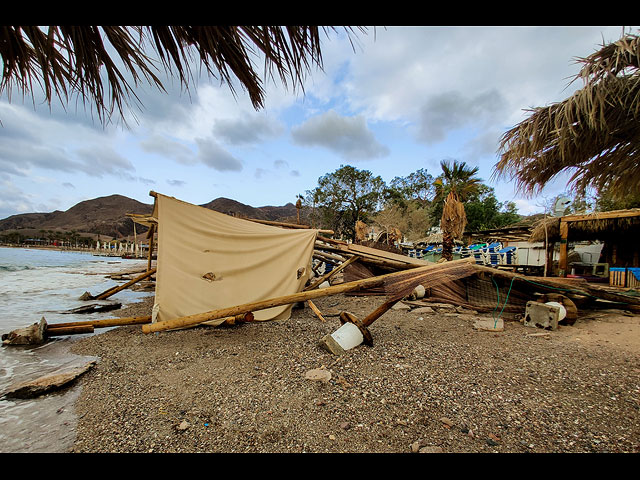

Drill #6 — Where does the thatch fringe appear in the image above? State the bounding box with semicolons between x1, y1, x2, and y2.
529;208;640;242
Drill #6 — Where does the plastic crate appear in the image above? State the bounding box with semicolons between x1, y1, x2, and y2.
627;268;640;288
609;267;627;287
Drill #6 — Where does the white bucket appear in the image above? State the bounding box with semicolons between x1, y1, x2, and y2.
545;301;567;321
330;322;364;351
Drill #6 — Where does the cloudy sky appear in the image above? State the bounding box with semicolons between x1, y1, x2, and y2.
0;26;634;220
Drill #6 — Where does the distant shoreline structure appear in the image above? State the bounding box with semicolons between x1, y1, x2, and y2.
0;244;147;259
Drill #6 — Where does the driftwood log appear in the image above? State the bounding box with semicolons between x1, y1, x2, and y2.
90;268;157;301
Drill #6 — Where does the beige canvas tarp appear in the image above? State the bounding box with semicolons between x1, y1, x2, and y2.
152;193;318;325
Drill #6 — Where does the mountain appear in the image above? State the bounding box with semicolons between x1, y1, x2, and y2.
199;197;298;222
0;195;154;239
0;194;301;239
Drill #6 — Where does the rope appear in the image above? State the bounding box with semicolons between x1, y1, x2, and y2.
492;276;516;327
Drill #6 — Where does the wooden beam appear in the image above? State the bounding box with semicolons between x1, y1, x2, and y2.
46;325;95;336
245;218;333;234
558;220;569;277
147;224;155;272
93;268;156;300
47;315;152;330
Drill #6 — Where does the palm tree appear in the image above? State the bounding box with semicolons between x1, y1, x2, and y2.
433;160;482;261
1;26;365;125
494;31;640;201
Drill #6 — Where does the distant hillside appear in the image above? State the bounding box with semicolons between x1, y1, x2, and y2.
0;195;154;239
199;197;298;222
0;194;301;239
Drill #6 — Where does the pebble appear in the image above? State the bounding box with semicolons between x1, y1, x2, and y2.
66;294;640;453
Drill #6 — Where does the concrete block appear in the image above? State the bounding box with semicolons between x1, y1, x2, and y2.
524;301;560;330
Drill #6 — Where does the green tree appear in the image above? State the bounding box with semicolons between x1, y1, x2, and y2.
306;165;386;241
464;185;521;231
387;168;435;209
594;185;640;212
432;160;482;261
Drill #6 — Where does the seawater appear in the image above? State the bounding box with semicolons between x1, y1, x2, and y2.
0;246;152;452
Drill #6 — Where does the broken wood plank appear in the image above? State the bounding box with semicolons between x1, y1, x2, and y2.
2;361;97;399
92;268;157;300
307;300;326;322
63;303;122;314
142;258;476;334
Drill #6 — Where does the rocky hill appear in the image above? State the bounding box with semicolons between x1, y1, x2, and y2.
199;197;298;222
0;194;300;239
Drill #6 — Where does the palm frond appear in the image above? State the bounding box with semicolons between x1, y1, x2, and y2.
441;191;467;239
0;26;365;125
494;33;640;200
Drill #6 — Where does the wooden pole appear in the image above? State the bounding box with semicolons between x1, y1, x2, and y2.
46;325;95;336
93;268;157;300
47;315;152;330
147;224;155;272
307;300;326;322
142;258;475;334
558;220;569;277
304;255;360;291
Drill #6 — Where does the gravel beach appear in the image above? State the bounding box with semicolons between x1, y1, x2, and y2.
69;293;640;453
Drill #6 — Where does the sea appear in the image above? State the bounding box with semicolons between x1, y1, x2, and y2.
0;246;152;453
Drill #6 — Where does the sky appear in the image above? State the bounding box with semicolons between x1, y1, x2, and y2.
0;25;635;221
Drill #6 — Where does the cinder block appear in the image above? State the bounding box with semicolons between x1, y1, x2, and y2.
524;301;560;331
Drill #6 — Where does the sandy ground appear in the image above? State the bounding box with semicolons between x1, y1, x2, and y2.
67;293;640;453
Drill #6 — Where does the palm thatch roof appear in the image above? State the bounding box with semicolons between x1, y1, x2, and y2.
0;26;364;124
529;208;640;242
494;33;640;200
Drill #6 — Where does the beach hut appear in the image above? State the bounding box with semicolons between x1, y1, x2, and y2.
529;208;640;277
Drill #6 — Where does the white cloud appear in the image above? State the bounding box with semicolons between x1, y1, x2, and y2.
140;135;197;165
195;137;243;172
291;110;389;160
212;115;284;145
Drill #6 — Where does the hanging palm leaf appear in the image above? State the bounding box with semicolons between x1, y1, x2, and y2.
494;32;640;200
0;26;365;125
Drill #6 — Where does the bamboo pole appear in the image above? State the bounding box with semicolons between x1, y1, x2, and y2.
93;268;157;300
142;258;475;334
246;217;333;234
47;315;152;330
46;325;95;336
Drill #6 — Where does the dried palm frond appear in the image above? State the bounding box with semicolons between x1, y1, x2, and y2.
529;216;561;242
494;33;640;200
0;26;365;125
441;191;467;239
